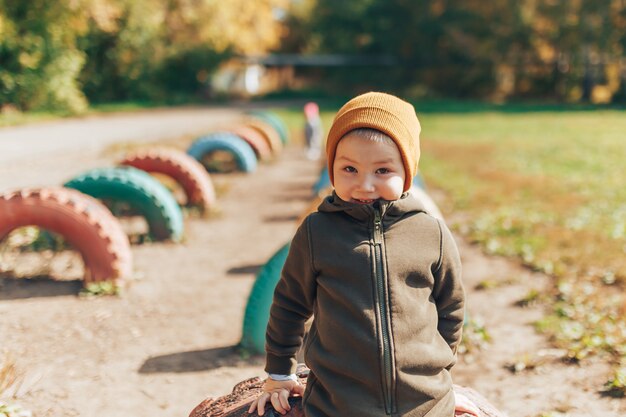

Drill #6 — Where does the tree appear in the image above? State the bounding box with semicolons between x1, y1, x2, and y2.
0;0;89;112
1;0;290;110
78;0;290;102
282;0;626;101
298;0;508;96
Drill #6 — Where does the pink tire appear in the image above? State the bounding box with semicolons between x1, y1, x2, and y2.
120;147;216;211
227;126;273;161
243;118;283;155
0;187;132;285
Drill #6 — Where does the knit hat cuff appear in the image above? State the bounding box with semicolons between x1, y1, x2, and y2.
327;107;419;192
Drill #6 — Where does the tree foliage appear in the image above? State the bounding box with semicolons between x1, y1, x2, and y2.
284;0;626;101
0;0;89;113
78;0;289;102
1;0;288;111
2;0;625;110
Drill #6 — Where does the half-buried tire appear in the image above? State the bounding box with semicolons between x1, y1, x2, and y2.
312;165;331;196
242;118;283;156
246;110;289;145
187;133;257;173
225;126;273;161
0;187;132;285
65;167;184;242
240;241;291;354
120;147;216;212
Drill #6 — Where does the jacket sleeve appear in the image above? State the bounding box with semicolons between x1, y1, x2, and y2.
265;216;317;375
432;219;465;364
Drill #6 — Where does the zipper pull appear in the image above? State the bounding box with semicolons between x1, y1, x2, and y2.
373;209;383;245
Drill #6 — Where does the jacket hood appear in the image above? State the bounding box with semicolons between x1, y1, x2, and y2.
318;190;428;223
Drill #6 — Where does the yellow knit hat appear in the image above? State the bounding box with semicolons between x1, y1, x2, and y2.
326;92;421;193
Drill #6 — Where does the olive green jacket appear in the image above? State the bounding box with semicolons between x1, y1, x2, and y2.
265;191;465;417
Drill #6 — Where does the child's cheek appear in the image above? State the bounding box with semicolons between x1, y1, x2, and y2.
389;177;405;197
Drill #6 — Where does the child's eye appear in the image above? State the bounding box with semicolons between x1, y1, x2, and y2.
376;168;390;174
344;166;357;173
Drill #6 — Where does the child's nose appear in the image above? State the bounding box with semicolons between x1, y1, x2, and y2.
358;175;376;191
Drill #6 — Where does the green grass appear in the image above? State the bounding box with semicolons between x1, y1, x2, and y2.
419;110;626;279
0;109;63;127
416;109;626;385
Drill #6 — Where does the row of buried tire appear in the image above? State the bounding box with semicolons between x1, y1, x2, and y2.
0;110;289;287
188;110;288;173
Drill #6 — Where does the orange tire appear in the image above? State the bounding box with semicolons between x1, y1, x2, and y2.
0;187;132;285
243;118;283;155
226;126;273;161
120;147;216;211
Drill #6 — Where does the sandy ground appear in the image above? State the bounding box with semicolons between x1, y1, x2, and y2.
0;108;624;417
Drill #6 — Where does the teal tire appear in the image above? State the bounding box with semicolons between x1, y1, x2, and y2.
246;111;289;144
240;241;291;354
313;166;331;196
64;167;184;242
187;133;257;173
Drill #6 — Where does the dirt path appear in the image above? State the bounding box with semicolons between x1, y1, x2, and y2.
0;106;241;191
1;110;624;417
0;107;240;162
451;235;623;416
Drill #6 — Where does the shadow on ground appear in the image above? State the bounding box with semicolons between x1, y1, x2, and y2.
138;345;262;374
0;275;82;299
263;214;299;223
227;264;262;275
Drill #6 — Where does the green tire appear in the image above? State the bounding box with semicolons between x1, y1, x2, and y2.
64;166;184;242
240;241;291;354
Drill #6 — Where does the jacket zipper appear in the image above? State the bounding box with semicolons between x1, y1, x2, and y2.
373;207;395;414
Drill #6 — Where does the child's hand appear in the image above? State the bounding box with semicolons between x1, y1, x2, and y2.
248;377;305;416
454;391;481;416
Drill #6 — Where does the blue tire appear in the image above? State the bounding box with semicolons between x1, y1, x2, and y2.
187;132;257;173
240;241;291;354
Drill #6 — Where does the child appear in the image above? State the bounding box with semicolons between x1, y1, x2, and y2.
249;92;478;417
303;102;323;160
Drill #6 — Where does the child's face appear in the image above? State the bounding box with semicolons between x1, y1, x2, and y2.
333;132;405;204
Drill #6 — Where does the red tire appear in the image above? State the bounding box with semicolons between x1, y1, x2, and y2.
227;126;273;161
0;187;132;285
243;117;283;155
120;147;216;211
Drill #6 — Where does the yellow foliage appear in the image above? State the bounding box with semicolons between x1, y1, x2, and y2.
605;63;621;91
195;0;289;54
88;0;124;32
536;41;555;63
591;85;612;104
75;0;288;54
